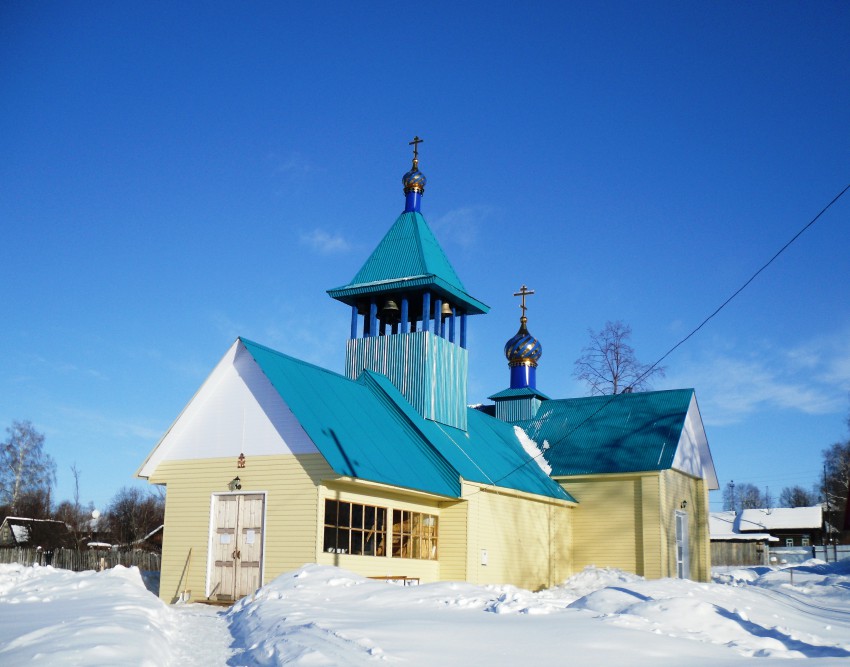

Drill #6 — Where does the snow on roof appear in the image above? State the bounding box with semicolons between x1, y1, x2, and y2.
738;506;822;532
709;511;777;542
11;524;31;543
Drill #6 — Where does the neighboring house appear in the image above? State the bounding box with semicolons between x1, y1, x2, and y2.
138;145;717;603
738;506;824;547
0;517;73;549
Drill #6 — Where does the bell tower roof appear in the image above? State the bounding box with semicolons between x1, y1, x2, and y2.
327;138;488;315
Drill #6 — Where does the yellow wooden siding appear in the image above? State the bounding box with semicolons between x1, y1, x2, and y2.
462;484;572;590
660;469;711;582
557;473;664;578
436;499;468;582
150;453;332;603
640;474;663;578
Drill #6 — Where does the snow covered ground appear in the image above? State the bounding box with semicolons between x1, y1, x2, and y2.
1;560;849;666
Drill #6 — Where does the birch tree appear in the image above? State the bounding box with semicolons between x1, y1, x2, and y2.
0;420;56;516
574;320;665;395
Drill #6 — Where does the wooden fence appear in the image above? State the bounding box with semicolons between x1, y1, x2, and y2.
710;541;766;567
0;547;161;572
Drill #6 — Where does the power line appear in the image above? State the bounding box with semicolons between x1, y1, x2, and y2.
473;181;850;495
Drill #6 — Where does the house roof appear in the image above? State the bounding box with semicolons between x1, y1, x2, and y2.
709;511;777;542
0;517;72;548
515;389;697;477
326;211;489;315
738;506;822;532
240;338;572;502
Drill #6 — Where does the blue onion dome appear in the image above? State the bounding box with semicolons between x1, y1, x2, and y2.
504;316;542;367
402;157;427;195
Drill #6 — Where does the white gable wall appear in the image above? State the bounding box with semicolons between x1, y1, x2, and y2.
137;340;318;478
671;394;718;489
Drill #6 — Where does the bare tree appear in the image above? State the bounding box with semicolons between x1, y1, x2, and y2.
0;420;56;516
105;486;165;548
573;320;665;395
779;485;818;508
738;483;764;510
722;480;766;513
822;439;850;521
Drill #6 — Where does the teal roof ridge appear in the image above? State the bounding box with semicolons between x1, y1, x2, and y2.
488;387;551;400
238;336;347;382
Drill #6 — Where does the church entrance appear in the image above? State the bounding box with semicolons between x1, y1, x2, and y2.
209;493;265;601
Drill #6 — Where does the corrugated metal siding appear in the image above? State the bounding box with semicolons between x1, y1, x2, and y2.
495;397;542;422
346;331;468;431
517;389;694;476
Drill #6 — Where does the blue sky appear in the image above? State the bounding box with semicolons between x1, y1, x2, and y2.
1;1;848;511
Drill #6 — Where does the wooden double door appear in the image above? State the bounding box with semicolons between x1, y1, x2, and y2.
210;493;265;601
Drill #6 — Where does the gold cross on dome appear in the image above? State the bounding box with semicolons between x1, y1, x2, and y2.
409;135;424;161
513;285;535;316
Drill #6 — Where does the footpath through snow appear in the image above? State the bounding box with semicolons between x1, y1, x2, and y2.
1;560;850;665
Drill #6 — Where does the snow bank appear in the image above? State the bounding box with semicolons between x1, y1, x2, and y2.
225;562;850;665
3;561;850;665
0;563;173;666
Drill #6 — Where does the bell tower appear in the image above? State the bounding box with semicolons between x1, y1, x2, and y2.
327;138;489;430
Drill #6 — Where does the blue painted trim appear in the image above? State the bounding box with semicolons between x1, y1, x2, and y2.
422;292;430;333
350;305;358;339
433;298;442;335
369;300;378;338
404;191;422;212
460;313;467;349
449;306;456;343
400;298;409;334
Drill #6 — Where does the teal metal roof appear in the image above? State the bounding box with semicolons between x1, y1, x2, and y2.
488;387;551;400
239;338;569;502
515;389;694;476
241;338;460;498
439;410;575;501
327;212;489;315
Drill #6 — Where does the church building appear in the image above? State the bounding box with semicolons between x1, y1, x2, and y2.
137;139;717;603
